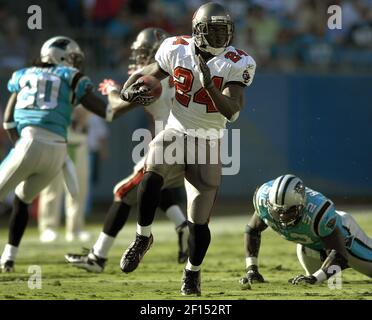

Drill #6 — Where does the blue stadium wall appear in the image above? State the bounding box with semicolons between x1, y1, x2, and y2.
1;72;371;202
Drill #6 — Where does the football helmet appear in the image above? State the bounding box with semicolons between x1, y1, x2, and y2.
267;174;306;228
40;36;84;69
128;27;168;72
192;2;234;56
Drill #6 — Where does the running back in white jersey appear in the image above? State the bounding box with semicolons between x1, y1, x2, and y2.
155;36;256;139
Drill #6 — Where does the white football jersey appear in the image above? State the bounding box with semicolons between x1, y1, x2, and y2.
155;36;256;139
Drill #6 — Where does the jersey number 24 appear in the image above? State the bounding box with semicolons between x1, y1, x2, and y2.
173;66;223;113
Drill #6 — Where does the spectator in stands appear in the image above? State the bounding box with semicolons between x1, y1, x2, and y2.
0;6;27;72
245;4;280;65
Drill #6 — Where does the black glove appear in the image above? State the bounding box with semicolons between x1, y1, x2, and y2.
289;274;317;285
240;265;265;286
198;54;213;89
120;79;155;106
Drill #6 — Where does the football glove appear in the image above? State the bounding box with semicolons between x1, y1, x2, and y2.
197;54;213;89
120;79;155;106
289;274;317;285
98;79;120;95
240;265;265;285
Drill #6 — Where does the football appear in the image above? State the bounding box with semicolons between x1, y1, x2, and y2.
138;75;162;100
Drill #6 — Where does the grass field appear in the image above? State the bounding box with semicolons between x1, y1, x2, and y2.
0;210;371;300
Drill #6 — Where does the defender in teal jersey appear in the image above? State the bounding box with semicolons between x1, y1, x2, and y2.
240;174;372;286
0;36;115;272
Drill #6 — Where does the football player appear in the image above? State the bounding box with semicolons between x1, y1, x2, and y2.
0;36;111;272
64;27;189;273
240;174;372;286
119;2;256;295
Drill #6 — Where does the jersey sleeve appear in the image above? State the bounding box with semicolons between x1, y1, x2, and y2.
62;67;93;104
316;203;340;237
253;181;272;217
253;187;261;213
73;75;94;103
7;69;24;93
227;53;256;87
155;37;174;75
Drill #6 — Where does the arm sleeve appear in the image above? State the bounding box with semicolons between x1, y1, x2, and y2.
155;37;174;75
227;54;256;87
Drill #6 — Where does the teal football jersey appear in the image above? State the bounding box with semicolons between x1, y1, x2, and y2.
8;65;93;139
254;180;342;251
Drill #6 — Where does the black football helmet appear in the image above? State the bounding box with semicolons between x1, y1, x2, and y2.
128;27;168;73
192;2;234;56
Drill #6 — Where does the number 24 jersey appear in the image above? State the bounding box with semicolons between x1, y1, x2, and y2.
155;36;256;139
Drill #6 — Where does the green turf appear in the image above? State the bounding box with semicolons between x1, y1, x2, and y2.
0;212;371;300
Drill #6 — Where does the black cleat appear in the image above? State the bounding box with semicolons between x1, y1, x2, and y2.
0;259;14;273
120;233;153;273
180;269;201;296
65;248;106;273
176;221;189;264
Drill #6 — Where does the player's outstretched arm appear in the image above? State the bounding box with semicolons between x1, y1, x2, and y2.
198;54;244;121
79;88;134;121
98;79;140;120
240;213;268;287
80;91;107;119
290;228;348;285
3;92;19;144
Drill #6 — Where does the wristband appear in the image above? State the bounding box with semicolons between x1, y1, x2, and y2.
3;122;17;129
313;269;327;283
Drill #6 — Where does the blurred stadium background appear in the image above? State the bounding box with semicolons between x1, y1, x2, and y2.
0;0;371;220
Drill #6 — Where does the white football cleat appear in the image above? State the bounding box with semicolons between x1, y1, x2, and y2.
65;250;106;273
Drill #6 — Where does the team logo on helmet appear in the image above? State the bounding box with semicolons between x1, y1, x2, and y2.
50;39;70;50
